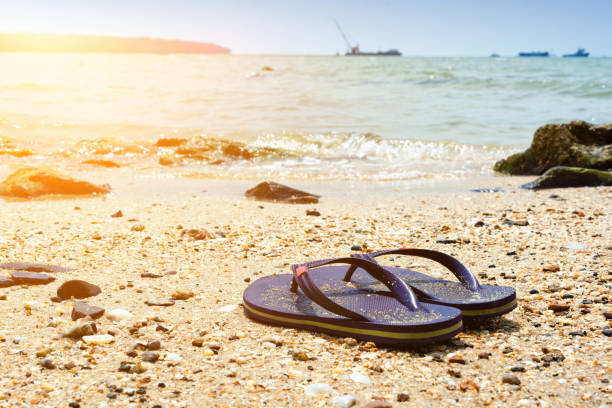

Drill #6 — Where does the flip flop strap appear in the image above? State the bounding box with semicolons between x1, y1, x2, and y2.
347;248;481;292
291;257;422;322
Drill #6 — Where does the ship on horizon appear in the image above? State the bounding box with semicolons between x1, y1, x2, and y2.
518;51;549;57
563;48;589;58
335;21;401;56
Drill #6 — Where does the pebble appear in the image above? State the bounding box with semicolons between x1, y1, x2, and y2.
569;330;587;337
171;290;194;300
111;210;123;218
603;330;612;337
164;353;182;363
478;352;491;359
448;353;466;364
502;374;521;385
141;272;162;278
502;219;529;226
292;351;309;361
304;383;333;396
350;245;363;251
306;210;321;216
562;241;588;250
38;359;56;369
335;395;357;408
396;393;410;402
217;304;238;312
361;400;392;408
82;334;114;345
145;299;175;306
603;311;612;320
542;264;561;272
10;270;56;285
142;351;159;362
131;224;145;232
511;366;526;372
57;280;101;300
146;340;161;350
106;308;133;321
459;379;479;392
349;371;370;384
549;303;570;312
71;301;105;320
62;322;97;339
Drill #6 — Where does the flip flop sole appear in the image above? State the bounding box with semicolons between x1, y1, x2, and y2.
243;272;462;345
312;266;517;320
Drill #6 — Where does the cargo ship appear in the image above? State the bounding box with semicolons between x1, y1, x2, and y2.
563;48;589;58
335;21;401;56
518;51;550;57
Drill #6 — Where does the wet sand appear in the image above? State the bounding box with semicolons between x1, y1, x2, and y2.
0;177;610;407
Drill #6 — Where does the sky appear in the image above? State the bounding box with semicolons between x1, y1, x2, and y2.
2;0;612;56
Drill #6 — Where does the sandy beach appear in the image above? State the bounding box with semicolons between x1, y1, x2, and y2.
0;176;610;407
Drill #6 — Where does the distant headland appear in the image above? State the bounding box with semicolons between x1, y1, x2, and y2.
0;33;230;54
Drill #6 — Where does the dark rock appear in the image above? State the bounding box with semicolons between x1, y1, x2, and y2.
604;311;612;320
521;166;612;190
118;362;135;373
111;210;123;218
71;301;105;320
141;272;162;278
510;366;526;372
57;280;101;299
244;181;319;204
0;262;72;273
506;251;517;256
306;209;321;216
10;270;55;285
145;299;175;307
68;402;80;408
146;340;161;350
39;359;56;369
529;289;539;294
0;276;16;288
562;294;574;299
474;221;485;227
502;374;521;385
478;352;491;359
602;329;612;337
502;219;529;226
396;393;410;402
494;121;612;175
350;245;363;251
142;351;159;362
569;330;586;337
62;322;97;339
436;238;458;244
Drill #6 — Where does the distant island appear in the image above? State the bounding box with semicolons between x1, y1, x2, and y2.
0;33;230;54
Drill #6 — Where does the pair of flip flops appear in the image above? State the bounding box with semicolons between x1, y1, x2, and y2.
243;248;517;345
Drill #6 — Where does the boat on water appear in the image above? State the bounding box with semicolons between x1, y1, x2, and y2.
563;48;589;58
335;21;401;56
518;51;549;57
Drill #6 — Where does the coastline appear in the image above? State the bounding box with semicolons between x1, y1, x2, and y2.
0;175;610;406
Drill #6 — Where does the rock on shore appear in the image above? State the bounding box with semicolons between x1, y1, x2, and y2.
245;182;319;204
494;121;612;175
0;167;111;198
521;166;612;190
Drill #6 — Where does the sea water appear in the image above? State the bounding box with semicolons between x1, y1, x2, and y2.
0;53;610;184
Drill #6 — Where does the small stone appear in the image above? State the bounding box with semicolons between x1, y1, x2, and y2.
569;330;587;337
344;337;358;347
448;369;462;378
459;379;479;392
502;219;529;226
437;238;458;244
10;270;55;285
361;400;392;408
111;210;123;218
549;303;570;312
304;383;333;396
243;277;251;282
131;224;145;232
350;245;363;251
602;329;612;337
118;362;134;373
511;366;526;372
603;311;612;320
349;371;370;384
164;353;182;363
335;395;357;408
292;351;309;361
62;322;97;339
183;228;214;240
68;402;80;408
71;302;105;320
396;393;410;402
474;221;485;227
478;352;491;359
192;338;204;347
82;334;114;345
146;340;161;350
529;289;539;294
106;309;133;322
145;299;175;306
542;264;560;272
448;353;466;364
36;348;53;357
57;280;101;300
306;210;320;216
502;374;521;385
141;272;162;278
171;290;194;300
38;359;56;369
142;352;159;362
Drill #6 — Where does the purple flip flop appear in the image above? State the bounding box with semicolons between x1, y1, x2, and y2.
344;248;517;320
243;257;463;345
